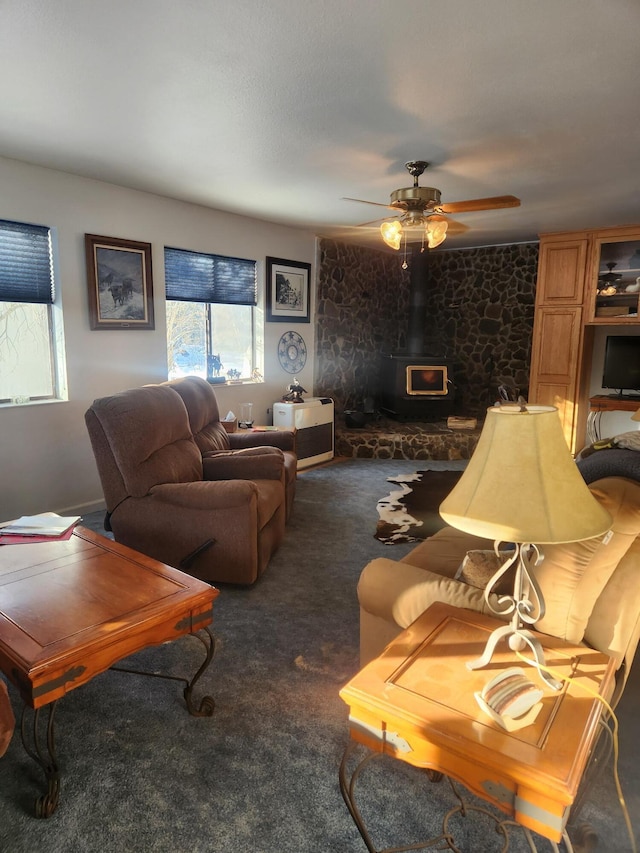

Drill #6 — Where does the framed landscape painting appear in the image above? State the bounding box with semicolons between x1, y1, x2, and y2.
266;256;311;323
85;234;155;330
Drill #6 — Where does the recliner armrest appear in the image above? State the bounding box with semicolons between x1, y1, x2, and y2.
228;430;296;452
358;558;498;630
202;448;285;481
148;479;260;509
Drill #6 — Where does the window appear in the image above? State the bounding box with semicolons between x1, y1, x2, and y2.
0;218;62;403
165;247;258;381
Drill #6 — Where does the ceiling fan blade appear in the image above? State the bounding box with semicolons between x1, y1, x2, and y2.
342;196;394;209
444;218;470;235
440;195;520;214
355;215;399;227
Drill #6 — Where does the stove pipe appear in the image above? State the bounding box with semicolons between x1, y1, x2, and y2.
407;248;430;355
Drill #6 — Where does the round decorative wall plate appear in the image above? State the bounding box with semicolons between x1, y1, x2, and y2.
278;331;307;374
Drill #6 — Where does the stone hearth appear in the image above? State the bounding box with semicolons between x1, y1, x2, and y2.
334;416;481;461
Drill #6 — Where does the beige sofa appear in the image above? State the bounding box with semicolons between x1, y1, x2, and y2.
358;476;640;706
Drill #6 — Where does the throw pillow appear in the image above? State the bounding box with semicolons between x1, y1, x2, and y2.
455;549;516;596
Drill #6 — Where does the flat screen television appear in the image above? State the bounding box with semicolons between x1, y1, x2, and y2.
602;336;640;394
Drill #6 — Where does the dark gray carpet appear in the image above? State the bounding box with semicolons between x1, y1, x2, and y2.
0;459;638;852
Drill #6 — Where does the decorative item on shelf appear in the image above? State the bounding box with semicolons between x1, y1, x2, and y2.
251;368;263;382
440;402;613;690
281;378;306;403
207;353;223;380
226;368;242;382
277;330;307;374
597;261;622;295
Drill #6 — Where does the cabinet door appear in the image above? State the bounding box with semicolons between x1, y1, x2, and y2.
586;233;640;324
528;307;583;450
536;239;589;305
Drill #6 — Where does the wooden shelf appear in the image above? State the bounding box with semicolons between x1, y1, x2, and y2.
589;394;640;413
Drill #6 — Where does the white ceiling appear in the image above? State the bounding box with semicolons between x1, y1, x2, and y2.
2;1;639;249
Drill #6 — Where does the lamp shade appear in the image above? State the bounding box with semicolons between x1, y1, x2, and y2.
425;215;448;249
440;404;612;543
380;220;402;250
632;408;640;422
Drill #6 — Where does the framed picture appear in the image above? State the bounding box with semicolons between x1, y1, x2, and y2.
266;256;311;323
85;234;155;330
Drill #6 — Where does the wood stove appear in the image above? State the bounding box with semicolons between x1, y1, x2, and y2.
378;354;455;419
377;248;455;421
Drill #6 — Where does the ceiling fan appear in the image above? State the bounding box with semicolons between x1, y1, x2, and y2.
344;160;520;259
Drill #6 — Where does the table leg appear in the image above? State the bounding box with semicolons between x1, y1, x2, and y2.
20;701;60;818
339;741;458;851
339;741;575;852
111;626;216;717
183;626;216;716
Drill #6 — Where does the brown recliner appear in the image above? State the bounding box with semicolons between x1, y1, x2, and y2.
85;384;286;585
167;376;297;520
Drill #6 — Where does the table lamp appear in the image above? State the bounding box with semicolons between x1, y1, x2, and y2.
440;403;612;689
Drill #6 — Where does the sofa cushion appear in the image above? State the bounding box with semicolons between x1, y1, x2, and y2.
400;527;494;578
392;478;640;646
534;477;640;643
455;549;516;596
358;557;496;632
584;537;640;680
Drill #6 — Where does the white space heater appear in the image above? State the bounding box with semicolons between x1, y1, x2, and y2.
272;397;334;469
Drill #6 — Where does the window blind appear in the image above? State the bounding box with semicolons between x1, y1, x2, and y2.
164;247;257;306
0;219;54;304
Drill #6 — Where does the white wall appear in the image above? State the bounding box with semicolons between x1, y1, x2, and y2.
0;156;317;521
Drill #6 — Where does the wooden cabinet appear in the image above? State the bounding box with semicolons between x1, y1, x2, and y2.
528;307;585;442
536;238;589;304
586;229;640;323
529;235;591;453
529;225;640;453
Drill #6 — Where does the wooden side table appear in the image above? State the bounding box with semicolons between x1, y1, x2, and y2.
0;528;219;817
339;602;616;851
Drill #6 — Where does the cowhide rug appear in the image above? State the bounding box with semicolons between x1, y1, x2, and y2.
374;469;463;544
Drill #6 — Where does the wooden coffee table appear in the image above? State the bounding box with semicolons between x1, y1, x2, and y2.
0;527;219;817
340;602;616;851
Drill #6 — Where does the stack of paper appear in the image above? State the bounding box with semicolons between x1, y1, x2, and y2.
0;512;81;540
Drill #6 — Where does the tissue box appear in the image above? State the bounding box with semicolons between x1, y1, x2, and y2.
221;418;237;434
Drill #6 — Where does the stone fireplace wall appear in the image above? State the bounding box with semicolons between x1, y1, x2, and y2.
314;240;408;414
315;239;539;419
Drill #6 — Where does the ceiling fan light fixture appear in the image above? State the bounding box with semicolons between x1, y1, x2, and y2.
381;219;402;250
425;214;448;249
